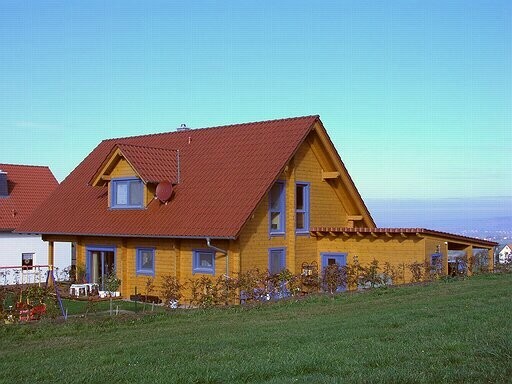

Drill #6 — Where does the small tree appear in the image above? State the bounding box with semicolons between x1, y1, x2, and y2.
322;264;347;294
160;275;184;309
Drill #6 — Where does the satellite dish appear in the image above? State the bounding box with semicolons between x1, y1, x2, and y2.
155;181;173;203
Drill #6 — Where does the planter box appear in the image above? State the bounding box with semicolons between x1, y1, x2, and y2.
98;290;121;298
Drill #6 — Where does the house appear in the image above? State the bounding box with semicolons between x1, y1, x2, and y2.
0;164;71;284
498;244;512;264
16;116;497;299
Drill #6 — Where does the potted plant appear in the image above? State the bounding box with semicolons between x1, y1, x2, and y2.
99;270;121;298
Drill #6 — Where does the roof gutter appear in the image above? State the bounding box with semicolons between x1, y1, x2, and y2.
206;237;228;255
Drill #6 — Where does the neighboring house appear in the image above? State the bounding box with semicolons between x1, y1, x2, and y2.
0;164;71;284
498;244;512;264
17;116;497;299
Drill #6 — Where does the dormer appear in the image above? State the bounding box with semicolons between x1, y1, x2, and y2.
90;143;179;209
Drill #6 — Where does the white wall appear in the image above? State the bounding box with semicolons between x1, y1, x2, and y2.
0;233;72;284
498;245;512;264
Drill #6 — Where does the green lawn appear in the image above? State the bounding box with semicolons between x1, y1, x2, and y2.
0;274;511;383
61;297;165;316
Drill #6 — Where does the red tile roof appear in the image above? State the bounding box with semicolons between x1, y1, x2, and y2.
311;227;498;247
0;164;58;231
91;143;179;184
17;116;320;238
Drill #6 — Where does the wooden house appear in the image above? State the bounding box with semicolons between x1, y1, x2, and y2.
17;116;497;299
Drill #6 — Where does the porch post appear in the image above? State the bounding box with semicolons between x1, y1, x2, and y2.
47;241;55;285
48;241;54;268
465;245;473;276
487;247;494;272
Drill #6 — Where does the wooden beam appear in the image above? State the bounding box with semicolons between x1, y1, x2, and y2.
101;175;111;181
321;171;340;181
370;232;378;238
400;232;407;238
329;231;337;237
385;232;393;238
356;231;364;237
342;231;350;237
347;215;363;221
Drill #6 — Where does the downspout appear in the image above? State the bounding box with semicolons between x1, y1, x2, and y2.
206;237;228;276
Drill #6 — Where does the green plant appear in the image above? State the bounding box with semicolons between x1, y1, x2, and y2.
408;261;424;283
322;264;347;294
383;262;404;285
160;275;184;309
359;259;384;288
25;285;47;305
189;276;216;308
101;270;121;294
346;256;362;290
214;275;238;306
142;277;155;312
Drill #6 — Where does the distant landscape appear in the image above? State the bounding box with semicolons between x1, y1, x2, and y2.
366;197;512;245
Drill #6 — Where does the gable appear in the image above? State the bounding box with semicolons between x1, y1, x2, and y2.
307;121;375;228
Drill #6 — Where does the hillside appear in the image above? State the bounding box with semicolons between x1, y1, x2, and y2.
0;274;511;383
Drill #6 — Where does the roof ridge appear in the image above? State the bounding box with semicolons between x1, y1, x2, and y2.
116;143;179;152
102;115;320;143
0;163;51;169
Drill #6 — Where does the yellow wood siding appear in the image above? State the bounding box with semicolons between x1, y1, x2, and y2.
238;136;351;274
316;236;426;283
110;158;136;178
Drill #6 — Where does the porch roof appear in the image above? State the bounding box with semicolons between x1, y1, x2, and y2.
311;227;498;249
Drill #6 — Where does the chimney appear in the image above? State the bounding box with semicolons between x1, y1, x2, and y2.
177;123;191;132
0;171;8;197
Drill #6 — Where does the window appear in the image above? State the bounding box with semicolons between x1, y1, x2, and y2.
269;181;285;235
268;248;286;275
21;253;34;270
111;178;143;208
193;250;215;275
136;248;155;276
295;182;310;233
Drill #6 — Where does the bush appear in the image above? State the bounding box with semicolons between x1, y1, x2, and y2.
160;275;184;308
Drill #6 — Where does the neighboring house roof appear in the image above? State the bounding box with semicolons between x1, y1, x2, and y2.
311;227;498;248
498;244;512;253
0;164;58;231
17;116;374;239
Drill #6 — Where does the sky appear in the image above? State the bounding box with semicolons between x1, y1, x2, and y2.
0;0;511;199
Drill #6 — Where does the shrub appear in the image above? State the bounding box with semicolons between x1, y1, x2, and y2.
408;262;424;283
359;259;385;288
322;264;347;294
160;275;184;309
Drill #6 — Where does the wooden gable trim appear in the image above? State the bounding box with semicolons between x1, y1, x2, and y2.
90;146;145;187
309;121;376;228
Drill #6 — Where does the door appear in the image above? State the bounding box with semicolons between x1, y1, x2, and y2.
86;246;116;290
321;253;347;292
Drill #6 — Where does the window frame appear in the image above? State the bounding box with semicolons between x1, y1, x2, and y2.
136;247;155;276
111;177;144;209
192;249;216;275
21;252;34;270
268;247;286;275
295;182;310;234
268;181;286;236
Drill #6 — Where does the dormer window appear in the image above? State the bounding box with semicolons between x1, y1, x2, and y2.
111;178;143;209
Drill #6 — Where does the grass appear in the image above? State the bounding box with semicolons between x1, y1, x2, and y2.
61;298;165;316
0;274;511;383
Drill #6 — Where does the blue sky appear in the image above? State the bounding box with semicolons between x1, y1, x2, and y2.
0;0;510;199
